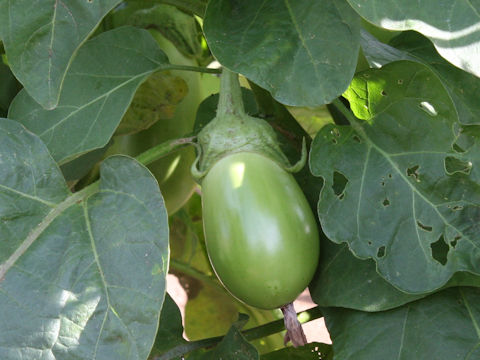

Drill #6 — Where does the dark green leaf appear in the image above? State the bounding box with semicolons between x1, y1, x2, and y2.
359;29;415;68
310;236;480;312
261;342;333;360
347;0;480;78
0;118;169;359
149;294;187;358
391;31;480;126
324;287;480;360
9;26;169;164
361;30;480;125
310;239;426;311
60;142;110;182
0;62;22;117
344;60;454;121
0;0;121;109
203;0;360;106
310;61;480;293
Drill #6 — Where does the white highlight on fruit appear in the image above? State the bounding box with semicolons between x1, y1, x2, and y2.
229;161;245;189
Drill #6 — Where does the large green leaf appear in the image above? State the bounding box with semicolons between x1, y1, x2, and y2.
310;236;480;312
361;30;480;125
347;0;480;78
203;0;361;106
0;0;121;109
9;26;169;164
0;118;169;359
310;61;480;293
323;287;480;360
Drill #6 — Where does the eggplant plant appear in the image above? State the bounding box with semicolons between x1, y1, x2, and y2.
1;1;480;359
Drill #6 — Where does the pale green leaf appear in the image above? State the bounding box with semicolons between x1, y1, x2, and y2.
0;118;169;359
0;0;121;109
9;26;169;164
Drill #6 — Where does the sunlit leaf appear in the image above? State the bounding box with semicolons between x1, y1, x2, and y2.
0;118;169;359
361;30;480;125
310;61;480;293
9;26;170;164
347;0;480;78
0;0;121;109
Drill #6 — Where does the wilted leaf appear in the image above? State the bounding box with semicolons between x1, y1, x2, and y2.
310;61;480;293
9;26;170;164
0;0;121;109
203;0;360;106
347;0;480;78
0;118;169;359
115;71;188;136
125;3;203;58
324;287;480;360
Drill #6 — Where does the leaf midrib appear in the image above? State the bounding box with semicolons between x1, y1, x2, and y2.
0;183;98;281
350;117;479;253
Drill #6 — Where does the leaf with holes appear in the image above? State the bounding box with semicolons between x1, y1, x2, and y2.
360;30;480;126
310;60;480;293
347;0;480;78
203;0;361;106
310;236;480;312
324;287;480;360
8;26;170;164
0;0;121;110
0;118;168;359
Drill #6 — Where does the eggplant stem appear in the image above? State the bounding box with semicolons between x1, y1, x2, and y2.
281;302;308;347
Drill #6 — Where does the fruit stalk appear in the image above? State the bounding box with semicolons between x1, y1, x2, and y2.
281;302;308;347
217;67;246;117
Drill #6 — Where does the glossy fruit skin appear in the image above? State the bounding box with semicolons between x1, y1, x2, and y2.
201;152;320;309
